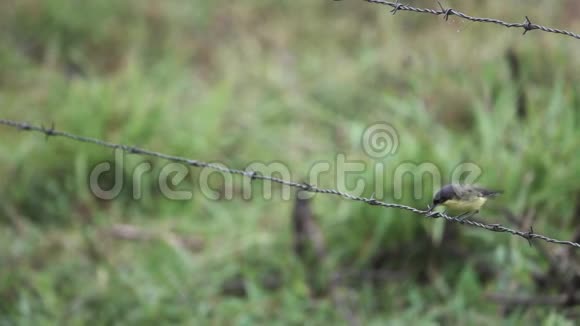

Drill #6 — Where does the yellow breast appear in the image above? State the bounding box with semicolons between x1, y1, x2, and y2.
442;197;487;213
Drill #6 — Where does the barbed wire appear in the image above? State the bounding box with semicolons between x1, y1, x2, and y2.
1;118;579;248
357;0;580;41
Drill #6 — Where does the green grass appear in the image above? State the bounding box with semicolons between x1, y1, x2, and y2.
1;0;580;324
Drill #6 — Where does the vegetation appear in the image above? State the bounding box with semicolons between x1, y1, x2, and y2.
1;0;579;324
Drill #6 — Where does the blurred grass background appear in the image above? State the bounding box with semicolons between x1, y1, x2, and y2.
1;0;580;324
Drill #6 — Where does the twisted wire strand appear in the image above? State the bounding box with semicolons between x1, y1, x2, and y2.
1;119;579;248
362;0;580;40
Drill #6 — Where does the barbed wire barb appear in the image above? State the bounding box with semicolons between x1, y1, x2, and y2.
436;1;453;21
363;0;580;40
390;0;402;15
526;226;535;247
1;118;580;249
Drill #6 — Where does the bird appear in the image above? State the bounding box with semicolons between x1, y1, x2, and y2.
427;184;502;220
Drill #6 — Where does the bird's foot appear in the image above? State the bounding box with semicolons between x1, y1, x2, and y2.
455;211;477;222
426;209;448;218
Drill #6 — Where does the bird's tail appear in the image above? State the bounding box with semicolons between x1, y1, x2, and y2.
481;189;503;197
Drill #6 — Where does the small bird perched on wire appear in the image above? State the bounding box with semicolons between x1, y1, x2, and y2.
427;184;502;220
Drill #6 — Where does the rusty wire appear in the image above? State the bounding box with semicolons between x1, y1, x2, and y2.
1;118;579;249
